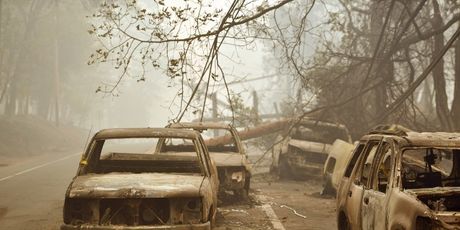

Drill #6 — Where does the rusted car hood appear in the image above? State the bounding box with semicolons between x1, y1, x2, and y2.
210;152;246;167
68;173;204;198
288;139;331;154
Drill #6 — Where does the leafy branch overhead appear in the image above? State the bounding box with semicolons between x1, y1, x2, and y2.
88;0;294;121
87;0;460;136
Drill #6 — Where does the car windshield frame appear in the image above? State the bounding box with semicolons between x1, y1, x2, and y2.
78;136;207;176
166;125;243;154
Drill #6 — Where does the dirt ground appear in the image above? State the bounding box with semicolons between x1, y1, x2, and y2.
215;174;337;230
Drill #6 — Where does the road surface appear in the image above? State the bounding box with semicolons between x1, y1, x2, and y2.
0;151;336;229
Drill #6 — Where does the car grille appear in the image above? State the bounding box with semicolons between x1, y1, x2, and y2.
290;146;327;164
65;198;170;226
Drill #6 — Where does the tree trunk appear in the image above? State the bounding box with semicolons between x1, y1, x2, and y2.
53;0;60;126
369;1;391;119
5;81;16;116
431;0;454;131
451;23;460;130
24;94;29;115
205;119;291;146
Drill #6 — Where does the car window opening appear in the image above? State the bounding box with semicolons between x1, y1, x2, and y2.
86;137;204;175
402;148;459;189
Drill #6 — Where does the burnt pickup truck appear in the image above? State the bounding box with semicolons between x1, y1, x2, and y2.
163;122;251;198
62;128;219;230
271;119;352;179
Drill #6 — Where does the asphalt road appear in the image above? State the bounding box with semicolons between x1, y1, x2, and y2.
0;151;336;230
0;152;81;229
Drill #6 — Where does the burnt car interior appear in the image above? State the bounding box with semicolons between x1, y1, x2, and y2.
82;138;203;175
96;155;202;174
402;148;460;189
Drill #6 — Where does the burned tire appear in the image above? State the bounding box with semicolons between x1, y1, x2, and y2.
321;177;335;196
338;212;350;230
278;156;292;180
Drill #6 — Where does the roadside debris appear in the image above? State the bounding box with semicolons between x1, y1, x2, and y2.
279;205;307;219
218;208;249;215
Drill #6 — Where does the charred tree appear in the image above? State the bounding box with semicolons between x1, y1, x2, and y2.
369;0;389;118
53;0;60;126
452;24;460;131
431;0;454;131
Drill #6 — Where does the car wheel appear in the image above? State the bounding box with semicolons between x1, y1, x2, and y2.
321;177;335;196
338;212;350;230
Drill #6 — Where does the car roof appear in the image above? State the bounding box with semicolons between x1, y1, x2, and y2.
168;122;232;130
403;132;460;147
364;132;460;148
94;128;200;140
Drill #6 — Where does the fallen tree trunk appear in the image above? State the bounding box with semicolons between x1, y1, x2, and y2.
205;119;291;146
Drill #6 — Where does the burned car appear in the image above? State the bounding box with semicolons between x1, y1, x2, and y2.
62;128;219;230
337;129;460;229
271;119;352;179
322;139;356;195
163;122;251;198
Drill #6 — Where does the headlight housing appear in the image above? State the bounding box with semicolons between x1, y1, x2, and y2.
63;198;99;225
170;197;203;224
231;171;244;183
416;216;434;230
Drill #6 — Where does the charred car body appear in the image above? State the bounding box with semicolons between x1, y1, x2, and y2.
271;119;352;179
322;139;356;195
165;122;251;198
337;129;460;229
62;128;219;230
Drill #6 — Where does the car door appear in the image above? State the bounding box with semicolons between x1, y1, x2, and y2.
361;139;393;229
344;138;382;229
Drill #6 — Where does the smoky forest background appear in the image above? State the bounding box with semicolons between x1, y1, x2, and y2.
1;0;460;156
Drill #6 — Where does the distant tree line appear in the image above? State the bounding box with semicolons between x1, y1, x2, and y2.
0;0;107;126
